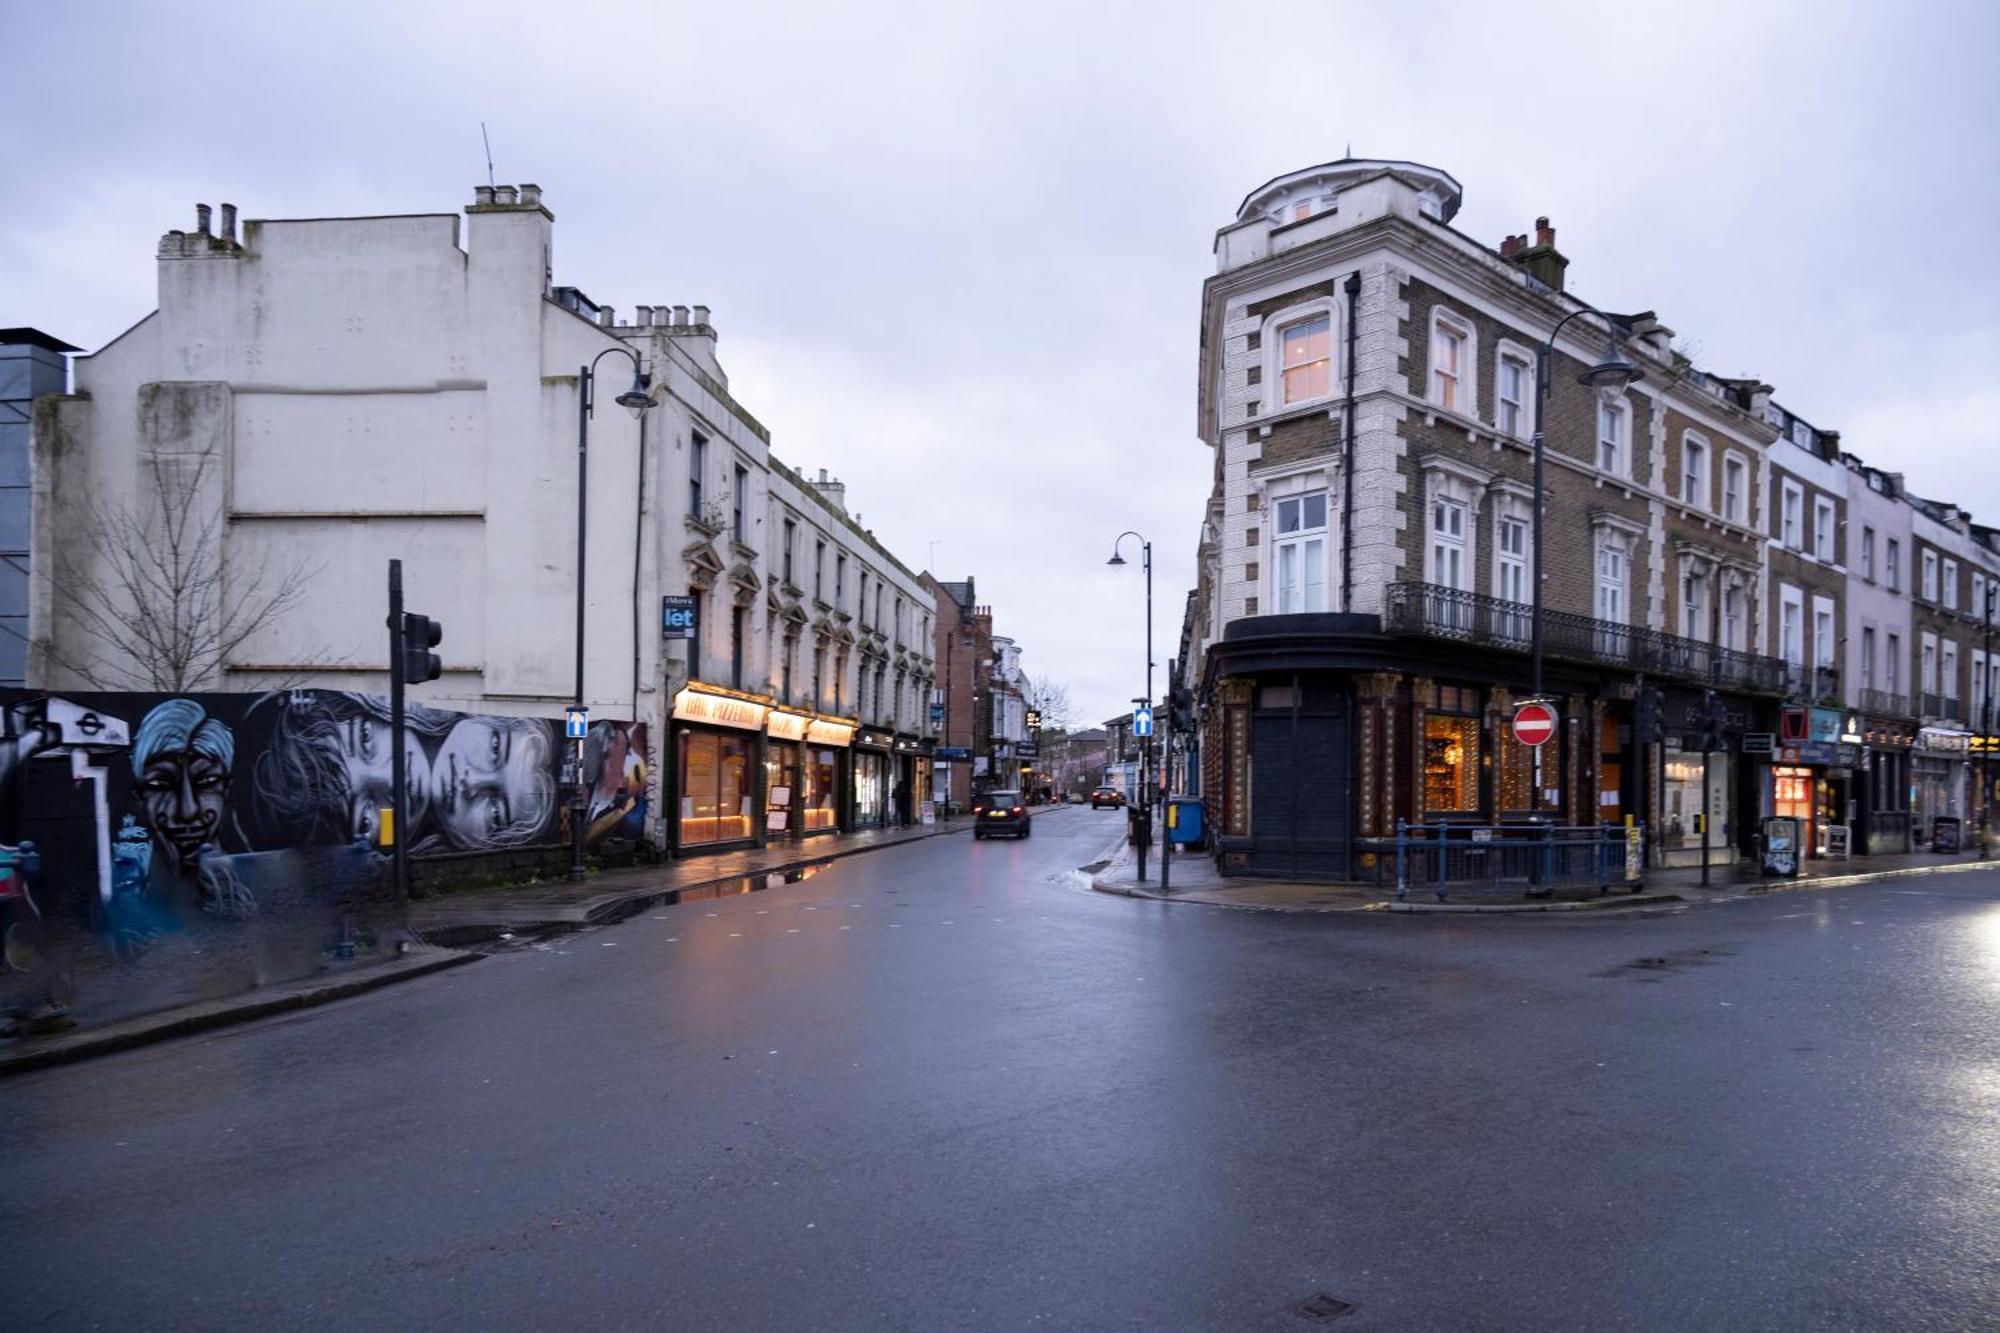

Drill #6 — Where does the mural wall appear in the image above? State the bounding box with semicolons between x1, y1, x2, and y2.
0;690;650;1031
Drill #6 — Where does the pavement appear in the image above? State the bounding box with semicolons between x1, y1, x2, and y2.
1090;834;1999;914
0;805;1066;1072
7;803;1998;1330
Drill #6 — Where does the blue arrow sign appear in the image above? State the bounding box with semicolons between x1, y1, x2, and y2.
1133;706;1153;738
565;706;589;740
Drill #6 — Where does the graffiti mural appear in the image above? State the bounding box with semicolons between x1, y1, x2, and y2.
0;689;651;1032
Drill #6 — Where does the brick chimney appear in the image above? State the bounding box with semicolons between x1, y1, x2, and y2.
1509;216;1569;292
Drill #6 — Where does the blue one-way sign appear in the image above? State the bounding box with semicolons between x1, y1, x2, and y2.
1133;706;1153;738
565;706;589;740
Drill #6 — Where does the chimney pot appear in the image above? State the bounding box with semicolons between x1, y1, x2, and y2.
195;203;212;236
1499;234;1522;259
672;305;690;326
1535;216;1555;247
518;183;542;206
635;306;653;327
475;185;496;206
495;185;518;205
692;304;711;326
219;203;237;243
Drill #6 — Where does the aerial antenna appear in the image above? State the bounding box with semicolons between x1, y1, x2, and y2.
481;122;496;188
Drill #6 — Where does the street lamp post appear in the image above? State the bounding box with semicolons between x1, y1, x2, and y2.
1528;306;1652;820
1983;585;1995;858
571;347;653;883
1108;531;1154;880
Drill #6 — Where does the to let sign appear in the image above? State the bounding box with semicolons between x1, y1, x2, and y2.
661;595;699;640
1512;701;1558;748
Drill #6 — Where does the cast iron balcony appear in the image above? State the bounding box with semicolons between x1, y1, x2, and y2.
1811;666;1842;707
1860;688;1913;719
1383;582;1790;694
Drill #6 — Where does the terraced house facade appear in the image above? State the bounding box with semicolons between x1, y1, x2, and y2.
1176;156;2000;881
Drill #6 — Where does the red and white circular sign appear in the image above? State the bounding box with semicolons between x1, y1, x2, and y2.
1512;701;1558;747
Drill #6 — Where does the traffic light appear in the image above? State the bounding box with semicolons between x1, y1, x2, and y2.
1170;685;1196;734
1635;687;1665;745
1699;692;1726;753
401;612;443;683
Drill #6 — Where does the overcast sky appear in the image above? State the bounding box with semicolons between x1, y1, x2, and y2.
5;0;1996;727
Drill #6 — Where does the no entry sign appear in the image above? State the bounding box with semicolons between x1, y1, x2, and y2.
1512;701;1558;747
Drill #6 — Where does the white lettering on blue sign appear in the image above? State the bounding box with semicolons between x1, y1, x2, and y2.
1133;707;1153;737
565;707;589;739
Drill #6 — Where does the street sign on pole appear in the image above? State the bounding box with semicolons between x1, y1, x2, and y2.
1133;706;1154;738
566;706;589;740
1512;701;1557;748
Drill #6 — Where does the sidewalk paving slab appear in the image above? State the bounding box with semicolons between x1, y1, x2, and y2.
0;946;475;1076
1089;839;1997;915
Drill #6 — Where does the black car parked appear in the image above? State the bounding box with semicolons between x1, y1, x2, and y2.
972;789;1031;839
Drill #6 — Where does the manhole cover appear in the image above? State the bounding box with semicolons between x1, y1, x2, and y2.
1292;1292;1356;1322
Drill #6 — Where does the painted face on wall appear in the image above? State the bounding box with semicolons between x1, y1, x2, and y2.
135;746;229;870
334;712;429;844
428;718;555;848
132;699;236;874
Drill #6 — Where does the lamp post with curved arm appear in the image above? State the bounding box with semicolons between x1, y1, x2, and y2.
1108;531;1154;880
1526;307;1650;826
571;345;653;882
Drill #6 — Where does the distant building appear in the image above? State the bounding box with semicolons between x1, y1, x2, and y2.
0;328;75;685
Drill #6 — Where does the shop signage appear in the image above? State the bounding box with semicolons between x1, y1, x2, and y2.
1625;826;1643;883
1741;732;1775;755
859;729;894;750
929;702;945;726
806;718;855;747
936;746;970;760
1840;715;1864;744
1971;735;2000;754
1780;706;1809;743
1835;743;1863;767
1917;727;1971;755
1809;708;1841;744
1778;742;1839;765
1512;701;1558;747
766;711;810;742
661;595;699;640
673;688;768;731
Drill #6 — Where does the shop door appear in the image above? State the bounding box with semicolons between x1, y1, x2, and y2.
1248;703;1351;879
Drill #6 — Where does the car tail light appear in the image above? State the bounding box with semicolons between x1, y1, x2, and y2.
1010;805;1022;815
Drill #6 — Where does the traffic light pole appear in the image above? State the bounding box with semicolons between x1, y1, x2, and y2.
388;559;410;907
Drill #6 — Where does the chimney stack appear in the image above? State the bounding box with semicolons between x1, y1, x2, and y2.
1508;215;1569;292
219;203;237;243
495;185;518;206
518;183;542;207
195;203;212;237
475;185;496;206
597;306;615;327
691;304;711;326
672;305;689;327
635;306;653;327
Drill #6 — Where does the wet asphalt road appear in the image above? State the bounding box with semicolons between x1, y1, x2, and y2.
5;806;1999;1332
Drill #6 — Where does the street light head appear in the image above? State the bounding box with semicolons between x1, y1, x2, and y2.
616;371;654;419
1579;333;1644;406
1106;551;1127;567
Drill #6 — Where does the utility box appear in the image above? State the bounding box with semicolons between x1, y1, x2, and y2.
1760;816;1801;878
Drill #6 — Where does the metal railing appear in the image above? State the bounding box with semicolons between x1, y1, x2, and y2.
1860;688;1912;718
1921;691;1962;722
1354;821;1644;901
1812;666;1842;706
1384;583;1791;694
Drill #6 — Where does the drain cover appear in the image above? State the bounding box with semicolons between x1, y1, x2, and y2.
1292;1292;1356;1322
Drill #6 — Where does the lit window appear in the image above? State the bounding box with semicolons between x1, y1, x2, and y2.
1422;712;1480;814
1279;315;1331;403
1431;315;1468;412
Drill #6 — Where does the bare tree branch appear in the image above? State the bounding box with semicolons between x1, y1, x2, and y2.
54;440;323;692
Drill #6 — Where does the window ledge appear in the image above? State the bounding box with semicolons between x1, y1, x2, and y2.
1251;397;1341;434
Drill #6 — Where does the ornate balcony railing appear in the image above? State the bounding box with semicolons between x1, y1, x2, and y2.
1860;688;1913;719
1384;582;1793;694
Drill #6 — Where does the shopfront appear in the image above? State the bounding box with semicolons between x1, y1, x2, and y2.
1913;726;1970;848
763;709;811;839
1858;716;1915;855
893;736;931;825
672;686;768;852
1661;750;1733;867
802;718;853;835
852;729;893;829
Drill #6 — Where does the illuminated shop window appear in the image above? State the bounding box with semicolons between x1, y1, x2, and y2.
1423;712;1481;814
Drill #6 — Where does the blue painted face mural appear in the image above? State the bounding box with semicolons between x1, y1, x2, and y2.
132;698;236;873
